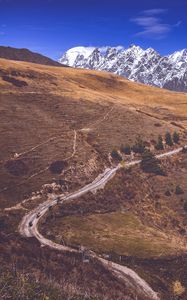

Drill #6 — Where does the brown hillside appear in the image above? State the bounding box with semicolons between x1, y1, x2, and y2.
0;57;187;208
1;57;187;300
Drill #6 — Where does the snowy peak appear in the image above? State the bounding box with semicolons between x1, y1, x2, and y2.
59;46;95;66
59;46;124;66
59;46;187;92
127;44;144;55
168;49;187;62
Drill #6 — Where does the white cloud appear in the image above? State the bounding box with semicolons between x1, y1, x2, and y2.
131;9;181;39
142;9;167;16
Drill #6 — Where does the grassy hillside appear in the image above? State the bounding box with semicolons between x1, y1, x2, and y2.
1;57;187;299
0;58;186;208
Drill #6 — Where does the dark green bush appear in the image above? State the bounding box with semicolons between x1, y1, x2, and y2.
155;135;164;150
120;145;131;155
140;150;165;176
173;131;180;144
175;185;184;195
111;149;122;161
182;146;187;153
165;190;171;197
49;160;68;174
132;138;145;154
183;202;187;212
165;132;173;147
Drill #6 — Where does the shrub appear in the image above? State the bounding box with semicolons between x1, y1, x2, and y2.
111;149;118;159
165;132;173;146
175;185;184;195
111;149;122;161
155;135;164;150
173;131;180;144
120;145;131;155
49;160;68;174
182;146;187;153
179;228;186;235
140;150;165;175
173;280;185;296
165;190;171;197
154;123;162;127
0;217;6;229
183;202;187;212
132;137;145;154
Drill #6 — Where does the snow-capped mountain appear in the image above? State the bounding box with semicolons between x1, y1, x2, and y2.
59;45;187;92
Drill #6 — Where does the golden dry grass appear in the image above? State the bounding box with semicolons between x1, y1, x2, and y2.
1;57;187;124
0;57;186;209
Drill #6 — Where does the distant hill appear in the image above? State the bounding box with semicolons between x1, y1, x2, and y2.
0;46;63;67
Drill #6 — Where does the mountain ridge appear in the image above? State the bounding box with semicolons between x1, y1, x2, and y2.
59;45;187;92
0;45;64;67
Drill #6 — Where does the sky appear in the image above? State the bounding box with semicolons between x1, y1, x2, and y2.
0;0;187;60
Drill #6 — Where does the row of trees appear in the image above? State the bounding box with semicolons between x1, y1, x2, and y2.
120;137;146;156
155;131;180;150
111;131;180;160
111;147;165;176
111;136;145;161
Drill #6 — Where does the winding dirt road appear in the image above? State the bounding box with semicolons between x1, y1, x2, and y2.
19;146;186;300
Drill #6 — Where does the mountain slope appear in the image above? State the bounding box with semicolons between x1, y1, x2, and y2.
1;57;187;300
0;46;63;67
0;56;187;209
59;45;187;92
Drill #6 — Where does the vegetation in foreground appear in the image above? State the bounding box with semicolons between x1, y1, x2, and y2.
0;264;99;300
0;231;139;300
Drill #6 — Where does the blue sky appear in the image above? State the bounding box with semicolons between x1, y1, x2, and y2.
0;0;186;59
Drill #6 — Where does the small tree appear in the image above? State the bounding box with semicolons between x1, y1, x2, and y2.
183;202;187;212
140;150;165;175
132;137;145;154
111;149;122;161
155;135;164;150
48;205;54;220
165;190;171;197
49;160;68;174
182;146;187;153
0;217;6;229
165;132;173;147
175;185;184;195
173;131;180;144
121;144;131;155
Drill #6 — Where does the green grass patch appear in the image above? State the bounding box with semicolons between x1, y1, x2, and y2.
50;212;183;258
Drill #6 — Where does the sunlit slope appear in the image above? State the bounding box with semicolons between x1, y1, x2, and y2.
0;57;187;127
0;57;186;208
